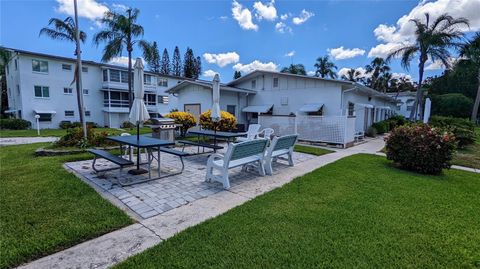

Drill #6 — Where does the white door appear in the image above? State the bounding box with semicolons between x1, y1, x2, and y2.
184;104;201;128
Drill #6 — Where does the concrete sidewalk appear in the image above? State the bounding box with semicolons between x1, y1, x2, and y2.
0;137;58;146
18;138;386;269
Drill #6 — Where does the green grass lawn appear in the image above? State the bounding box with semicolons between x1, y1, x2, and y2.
0;143;134;269
294;144;334;156
115;154;480;269
0;127;151;138
452;127;480;169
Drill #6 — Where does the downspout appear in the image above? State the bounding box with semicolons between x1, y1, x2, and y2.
341;85;357;116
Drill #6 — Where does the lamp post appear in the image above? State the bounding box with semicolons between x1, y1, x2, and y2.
35;114;40;136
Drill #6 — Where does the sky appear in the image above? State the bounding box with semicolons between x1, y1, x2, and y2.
1;0;479;83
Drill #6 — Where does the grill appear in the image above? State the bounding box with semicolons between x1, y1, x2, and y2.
148;118;176;142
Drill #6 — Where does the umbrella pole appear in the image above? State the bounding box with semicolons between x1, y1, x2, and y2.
136;123;140;170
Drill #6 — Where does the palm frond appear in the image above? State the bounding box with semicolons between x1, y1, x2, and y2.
101;38;124;62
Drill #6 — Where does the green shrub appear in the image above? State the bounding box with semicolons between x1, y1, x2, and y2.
429;116;476;147
372;121;389;134
86;122;99;128
59;121;72;129
430;93;473;118
385;124;456;174
121;121;136;129
55;127;115;148
386;115;408;130
0;118;31;130
59;121;99;129
199;110;237;131
366;126;377;137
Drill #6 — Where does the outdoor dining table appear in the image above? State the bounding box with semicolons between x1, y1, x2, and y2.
187;130;247;153
107;135;175;185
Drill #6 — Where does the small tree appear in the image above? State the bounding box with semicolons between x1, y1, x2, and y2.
281;64;306;75
194;56;202;79
172;46;182;76
200;110;237;131
160;48;170;75
139;41;160;72
183;47;196;78
234;71;242;79
165;111;196;137
314;56;337;79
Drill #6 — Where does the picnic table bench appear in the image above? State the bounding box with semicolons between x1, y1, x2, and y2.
88;149;134;173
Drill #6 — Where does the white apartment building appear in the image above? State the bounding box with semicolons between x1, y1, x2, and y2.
3;48;185;128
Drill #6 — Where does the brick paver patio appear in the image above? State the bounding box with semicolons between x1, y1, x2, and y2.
66;144;315;219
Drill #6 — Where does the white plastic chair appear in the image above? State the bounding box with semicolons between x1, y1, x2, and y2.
258;128;275;140
236;124;261;142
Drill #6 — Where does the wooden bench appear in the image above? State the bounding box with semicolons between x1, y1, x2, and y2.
205;139;268;189
264;134;298;175
178;140;223;154
88;149;134;173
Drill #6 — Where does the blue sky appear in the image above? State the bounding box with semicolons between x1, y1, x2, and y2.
1;0;478;82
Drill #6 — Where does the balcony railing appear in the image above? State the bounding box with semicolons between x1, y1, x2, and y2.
103;99;129;108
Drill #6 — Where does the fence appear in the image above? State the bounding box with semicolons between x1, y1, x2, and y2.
259;115;356;147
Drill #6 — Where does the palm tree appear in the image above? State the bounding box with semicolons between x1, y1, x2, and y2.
314;56;337;79
460;32;480;122
93;8;145;110
387;13;469;120
365;57;391;91
39;17;87;124
281;64;307;75
139;40;160;72
341;68;361;82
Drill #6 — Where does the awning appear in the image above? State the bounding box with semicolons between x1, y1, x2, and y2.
376;106;391;110
299;103;323;112
4;109;17;113
356;103;374;109
242;104;273;113
34;109;56;114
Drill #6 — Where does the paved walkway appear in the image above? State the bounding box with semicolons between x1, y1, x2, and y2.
0;136;58;146
16;138;387;269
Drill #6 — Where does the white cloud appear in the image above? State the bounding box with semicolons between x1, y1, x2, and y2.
275;22;292;34
307;71;316;76
425;57;458;70
328;46;366;60
392;72;413;80
292;9;314;25
233;60;278;73
56;0;109;21
111;3;128;11
203;70;219;78
232;1;258;31
280;13;289;20
108;56;144;67
253;0;277;21
338;67;368;78
203;52;240;67
284;51;295;57
219;16;228;21
369;0;480;58
367;43;404;58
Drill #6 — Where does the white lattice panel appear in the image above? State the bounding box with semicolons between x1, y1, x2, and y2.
259;116;296;136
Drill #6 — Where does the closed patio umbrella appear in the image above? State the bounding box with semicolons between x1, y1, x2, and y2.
211;74;221;150
128;58;150;174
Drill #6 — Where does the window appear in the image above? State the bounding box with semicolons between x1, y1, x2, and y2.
82;66;88;73
16;85;20;95
158;78;168;87
227;105;236;116
62;64;72;71
83;89;89;95
63;87;73;94
144;74;153;85
110;70;120;82
85;111;91;117
14;59;18;70
121;71;129;83
407;105;413;111
65;110;74;117
348;102;355;116
34;86;49;98
273;77;279;88
103;70;108;81
38;113;52;122
144;94;156;105
32;59;48;73
158;95;169;104
251;80;256;89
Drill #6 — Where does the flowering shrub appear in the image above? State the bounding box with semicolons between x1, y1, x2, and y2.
385;124;456;175
429;116;476;148
55;127;115;148
165;111;196;137
200;110;237;131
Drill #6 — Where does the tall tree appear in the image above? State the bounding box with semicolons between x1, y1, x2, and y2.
172;46;182;76
387;13;469;120
39;17;87;123
234;70;242;79
341;68;362;82
93;8;145;110
139;41;160;72
193;56;202;79
0;48;12;114
460;32;480;122
160;48;170;75
314;56;337;79
281;64;307;75
183;47;196;78
365;57;391;91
